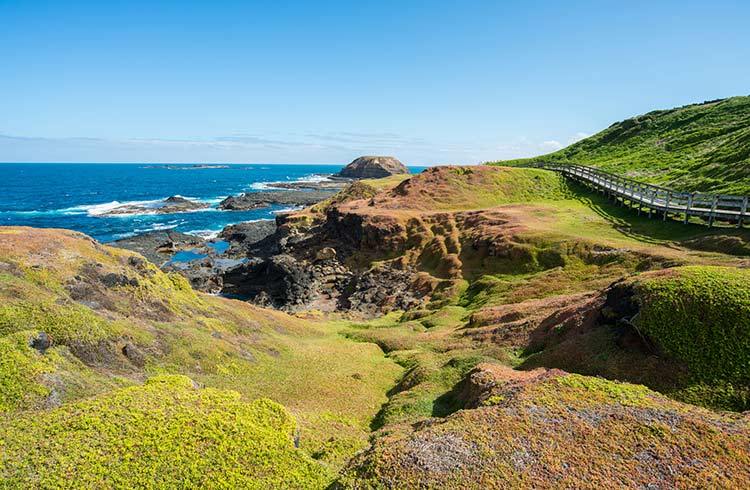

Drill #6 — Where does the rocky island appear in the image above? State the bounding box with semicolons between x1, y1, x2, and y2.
99;195;209;216
255;156;411;191
336;155;410;179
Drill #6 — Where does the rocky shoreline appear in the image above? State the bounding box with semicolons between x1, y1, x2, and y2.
108;156;413;302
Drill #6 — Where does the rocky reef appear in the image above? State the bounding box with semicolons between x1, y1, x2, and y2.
99;195;209;216
218;190;335;210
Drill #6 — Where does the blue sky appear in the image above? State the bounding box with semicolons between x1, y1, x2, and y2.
1;0;749;164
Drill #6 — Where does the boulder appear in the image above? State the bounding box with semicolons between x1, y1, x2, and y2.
336;156;410;179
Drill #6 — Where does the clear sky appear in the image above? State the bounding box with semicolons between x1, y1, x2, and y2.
1;0;749;164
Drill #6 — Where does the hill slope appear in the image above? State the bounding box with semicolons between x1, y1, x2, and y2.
493;96;750;194
0;227;400;477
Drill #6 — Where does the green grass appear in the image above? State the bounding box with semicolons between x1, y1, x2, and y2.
493;95;750;194
337;177;750;425
633;266;750;410
377;166;574;211
0;375;331;489
0;332;55;411
0;227;401;471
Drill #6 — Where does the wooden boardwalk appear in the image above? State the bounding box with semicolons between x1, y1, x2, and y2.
525;162;749;228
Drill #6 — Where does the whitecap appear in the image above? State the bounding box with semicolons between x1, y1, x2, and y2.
66;199;164;217
133;222;181;233
271;206;303;215
186;229;221;240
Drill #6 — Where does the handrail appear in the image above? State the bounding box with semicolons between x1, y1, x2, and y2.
522;162;749;228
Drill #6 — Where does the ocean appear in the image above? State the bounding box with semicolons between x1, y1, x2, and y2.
0;163;424;242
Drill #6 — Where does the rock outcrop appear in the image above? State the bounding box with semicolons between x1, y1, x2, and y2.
336;156;410;179
218;220;278;257
100;196;209;216
111;230;207;265
338;365;750;489
218;190;334;211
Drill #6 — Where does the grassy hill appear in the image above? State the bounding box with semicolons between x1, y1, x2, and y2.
492;96;750;194
0;227;401;483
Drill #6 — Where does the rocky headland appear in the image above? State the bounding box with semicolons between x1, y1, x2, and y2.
217;220;278;257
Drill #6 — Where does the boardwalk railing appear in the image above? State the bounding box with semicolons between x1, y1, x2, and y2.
524;162;749;228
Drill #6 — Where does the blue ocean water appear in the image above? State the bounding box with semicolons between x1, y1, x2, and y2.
0;163;424;242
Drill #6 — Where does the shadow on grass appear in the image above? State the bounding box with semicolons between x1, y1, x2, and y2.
566;181;750;246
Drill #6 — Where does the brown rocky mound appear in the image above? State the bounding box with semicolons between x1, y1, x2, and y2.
336;156;410;179
338;365;750;489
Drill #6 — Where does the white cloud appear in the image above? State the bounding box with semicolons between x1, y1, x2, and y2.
568;132;590;144
540;140;563;151
0;131;596;166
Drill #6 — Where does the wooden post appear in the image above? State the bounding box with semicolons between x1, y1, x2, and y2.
684;193;694;224
649;189;658;218
637;185;643;215
707;195;719;228
739;196;748;228
663;193;671;221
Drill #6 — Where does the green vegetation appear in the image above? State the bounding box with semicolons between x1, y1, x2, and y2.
374;165;573;211
634;266;750;410
0;332;54;411
493;95;750;194
335;166;750;429
0;375;330;489
0;227;400;478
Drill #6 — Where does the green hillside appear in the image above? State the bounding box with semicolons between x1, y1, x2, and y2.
493;96;750;194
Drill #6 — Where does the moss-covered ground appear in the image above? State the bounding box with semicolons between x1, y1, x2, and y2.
0;375;331;488
0;227;401;483
331;167;750;427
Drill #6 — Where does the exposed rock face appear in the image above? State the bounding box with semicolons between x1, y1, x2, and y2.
218;190;334;210
111;231;206;265
163;257;224;294
218;206;427;314
218;220;278;257
340;267;424;316
100;196;209;216
222;255;317;309
336;156;410;179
